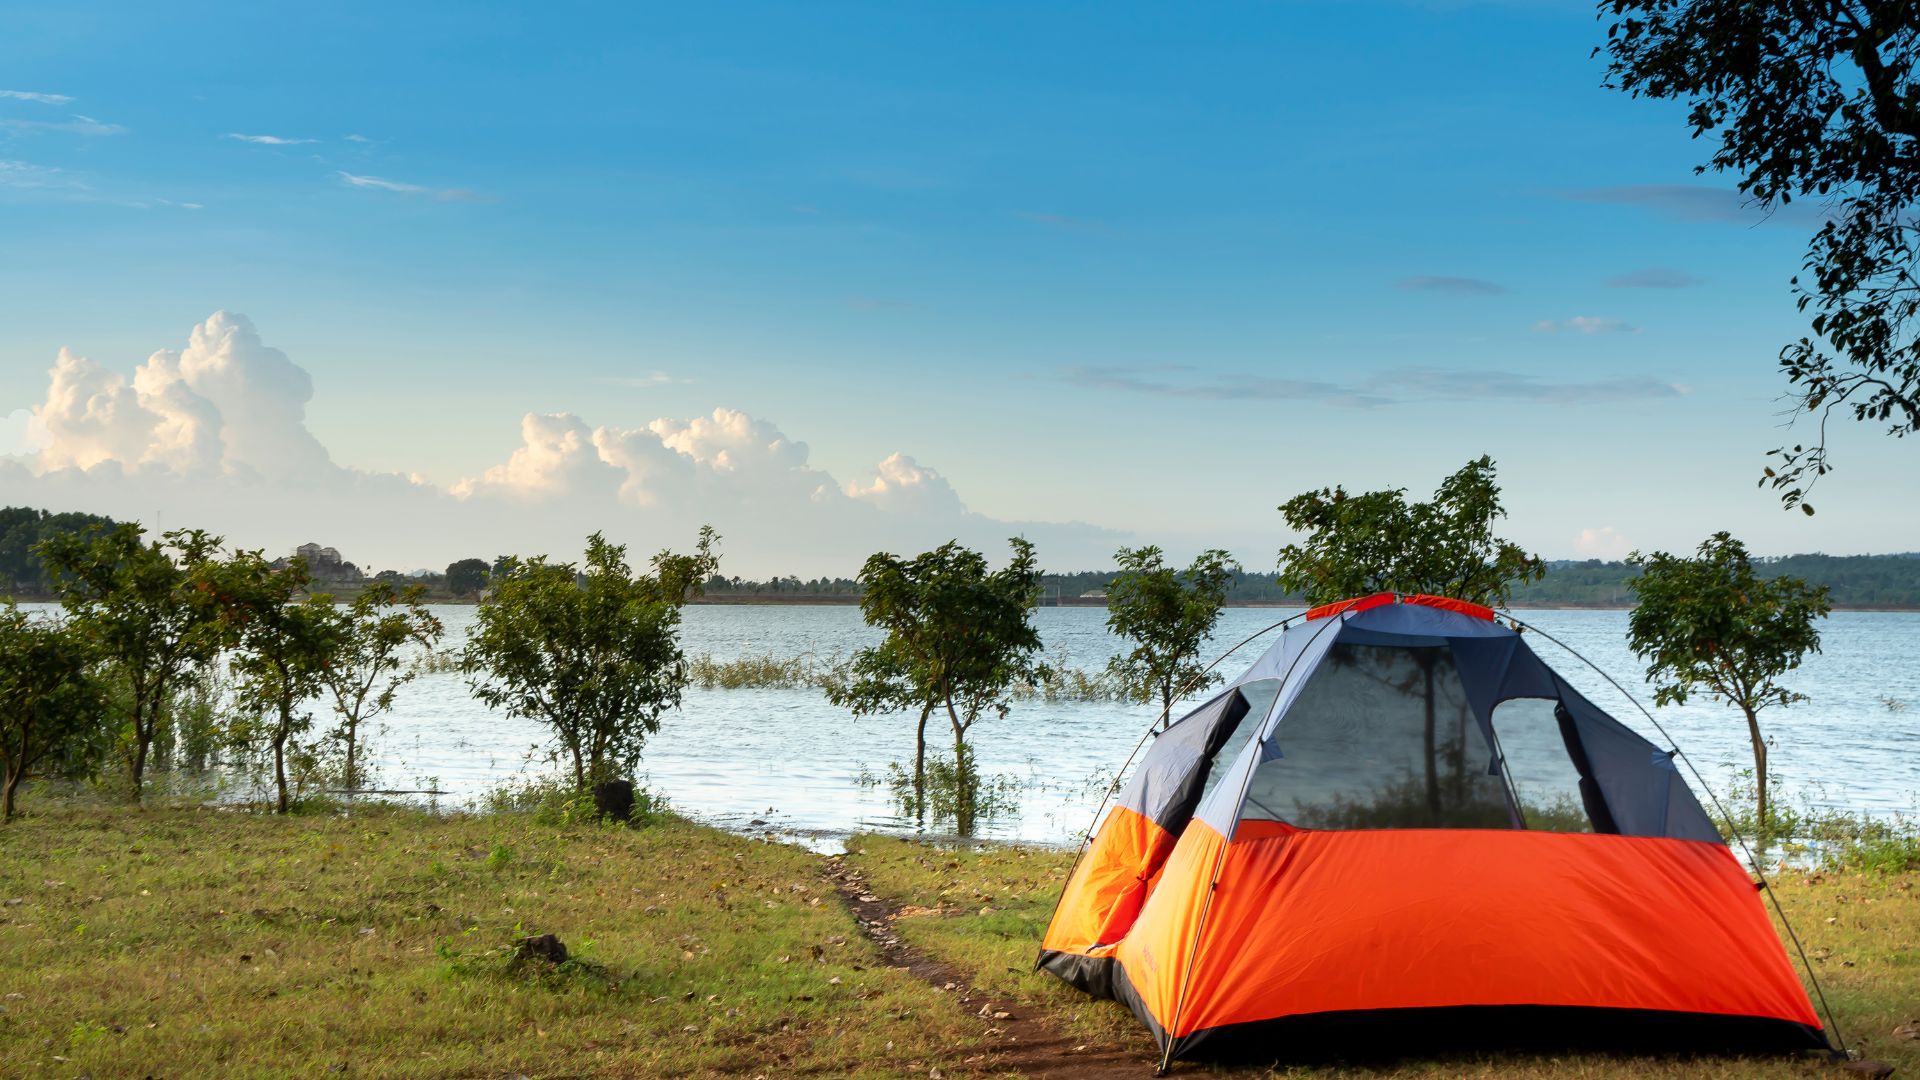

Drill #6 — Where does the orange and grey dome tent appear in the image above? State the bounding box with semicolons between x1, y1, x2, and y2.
1039;593;1833;1068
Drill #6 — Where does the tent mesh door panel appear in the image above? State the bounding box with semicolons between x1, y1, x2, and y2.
1490;698;1596;832
1238;643;1513;830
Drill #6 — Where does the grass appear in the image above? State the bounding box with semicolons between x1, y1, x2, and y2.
6;800;1919;1078
0;804;997;1079
845;833;1920;1077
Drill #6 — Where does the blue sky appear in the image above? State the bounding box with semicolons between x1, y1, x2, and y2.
1;1;1913;574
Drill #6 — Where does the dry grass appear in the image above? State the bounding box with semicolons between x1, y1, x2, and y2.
845;834;1920;1077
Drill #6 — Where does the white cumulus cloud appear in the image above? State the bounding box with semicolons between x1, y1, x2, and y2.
8;313;1119;575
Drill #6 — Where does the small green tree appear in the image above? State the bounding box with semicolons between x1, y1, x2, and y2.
319;581;444;791
1627;532;1832;842
830;538;1047;831
37;524;236;800
1105;546;1239;727
445;558;490;599
463;529;718;794
226;553;349;814
0;608;108;820
1276;455;1544;606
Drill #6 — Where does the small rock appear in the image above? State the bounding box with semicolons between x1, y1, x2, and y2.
514;934;569;965
1842;1061;1896;1079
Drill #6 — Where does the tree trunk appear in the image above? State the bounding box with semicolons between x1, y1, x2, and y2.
1746;707;1770;846
1421;654;1439;817
274;686;293;814
913;702;932;822
128;692;150;804
342;719;358;792
3;762;20;821
1161;684;1173;731
946;701;974;835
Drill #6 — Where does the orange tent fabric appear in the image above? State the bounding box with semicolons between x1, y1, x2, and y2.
1039;594;1828;1066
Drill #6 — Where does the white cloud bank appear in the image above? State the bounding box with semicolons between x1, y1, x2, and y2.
1574;526;1630;561
1;312;1121;575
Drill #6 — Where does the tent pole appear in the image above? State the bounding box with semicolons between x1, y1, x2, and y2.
1500;611;1852;1060
1157;612;1346;1069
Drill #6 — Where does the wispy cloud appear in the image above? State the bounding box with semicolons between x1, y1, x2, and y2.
343;134;373;143
1061;364;1362;403
0;159;77;190
1561;184;1830;226
338;171;427;194
1385;366;1682;404
602;371;692;388
1533;315;1641;335
1059;362;1683;407
336;171;483;201
1606;267;1703;289
226;132;317;145
1019;211;1111;233
0;90;73;105
1396;275;1508;296
0;114;127;136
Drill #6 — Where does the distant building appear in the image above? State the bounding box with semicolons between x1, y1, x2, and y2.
284;542;364;582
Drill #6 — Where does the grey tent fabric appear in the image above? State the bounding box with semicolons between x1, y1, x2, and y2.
1112;687;1252;831
1551;674;1720;843
1162;598;1724;845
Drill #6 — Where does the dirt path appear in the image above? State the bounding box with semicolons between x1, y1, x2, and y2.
822;854;1149;1079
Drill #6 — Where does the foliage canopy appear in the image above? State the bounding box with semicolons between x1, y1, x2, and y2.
1627;531;1831;839
1276;456;1544;607
1104;545;1238;724
1600;0;1920;509
38;524;236;800
319;581;443;791
830;538;1047;830
463;529;718;793
0;608;107;819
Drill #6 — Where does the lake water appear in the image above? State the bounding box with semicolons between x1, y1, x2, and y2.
364;605;1917;848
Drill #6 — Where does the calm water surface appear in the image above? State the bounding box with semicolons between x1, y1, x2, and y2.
367;605;1917;847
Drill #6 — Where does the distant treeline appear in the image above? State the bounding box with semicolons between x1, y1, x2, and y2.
0;507;117;596
702;555;1920;609
6;506;1920;608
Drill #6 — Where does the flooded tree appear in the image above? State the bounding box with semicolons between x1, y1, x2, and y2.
1275;457;1544;816
462;529;718;800
318;581;444;792
1276;455;1543;607
832;538;1047;832
226;552;349;815
0;608;106;820
37;525;236;802
1628;533;1831;844
1104;545;1239;728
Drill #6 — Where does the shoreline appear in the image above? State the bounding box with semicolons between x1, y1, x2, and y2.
12;590;1920;612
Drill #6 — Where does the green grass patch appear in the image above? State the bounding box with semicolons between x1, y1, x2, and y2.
0;805;992;1078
